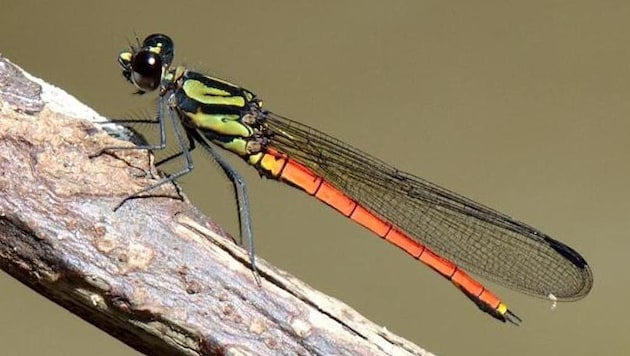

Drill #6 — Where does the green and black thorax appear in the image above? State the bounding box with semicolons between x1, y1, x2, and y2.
117;33;275;166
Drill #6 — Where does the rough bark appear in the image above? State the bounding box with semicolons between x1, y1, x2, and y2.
0;55;433;356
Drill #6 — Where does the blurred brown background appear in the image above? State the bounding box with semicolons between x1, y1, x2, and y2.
0;1;627;355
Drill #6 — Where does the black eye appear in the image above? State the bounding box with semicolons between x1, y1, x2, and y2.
130;50;163;92
142;33;174;68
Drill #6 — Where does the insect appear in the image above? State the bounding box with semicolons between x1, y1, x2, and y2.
114;33;593;324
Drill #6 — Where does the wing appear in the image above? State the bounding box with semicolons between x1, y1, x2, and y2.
263;111;593;300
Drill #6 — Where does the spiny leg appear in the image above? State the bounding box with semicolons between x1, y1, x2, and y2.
113;99;196;210
95;96;169;158
186;128;260;285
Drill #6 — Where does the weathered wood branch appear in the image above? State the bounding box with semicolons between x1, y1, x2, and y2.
0;55;433;355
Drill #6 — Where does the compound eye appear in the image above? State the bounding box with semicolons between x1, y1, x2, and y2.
130;50;163;92
142;33;174;67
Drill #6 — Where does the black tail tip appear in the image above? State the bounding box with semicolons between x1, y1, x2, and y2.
505;309;522;326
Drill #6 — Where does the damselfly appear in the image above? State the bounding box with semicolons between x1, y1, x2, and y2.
113;33;593;324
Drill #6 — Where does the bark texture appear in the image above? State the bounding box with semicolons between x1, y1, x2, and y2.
0;55;433;356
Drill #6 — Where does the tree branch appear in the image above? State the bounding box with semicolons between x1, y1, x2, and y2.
0;55;433;356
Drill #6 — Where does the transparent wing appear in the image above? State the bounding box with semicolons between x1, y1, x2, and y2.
263;111;593;300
